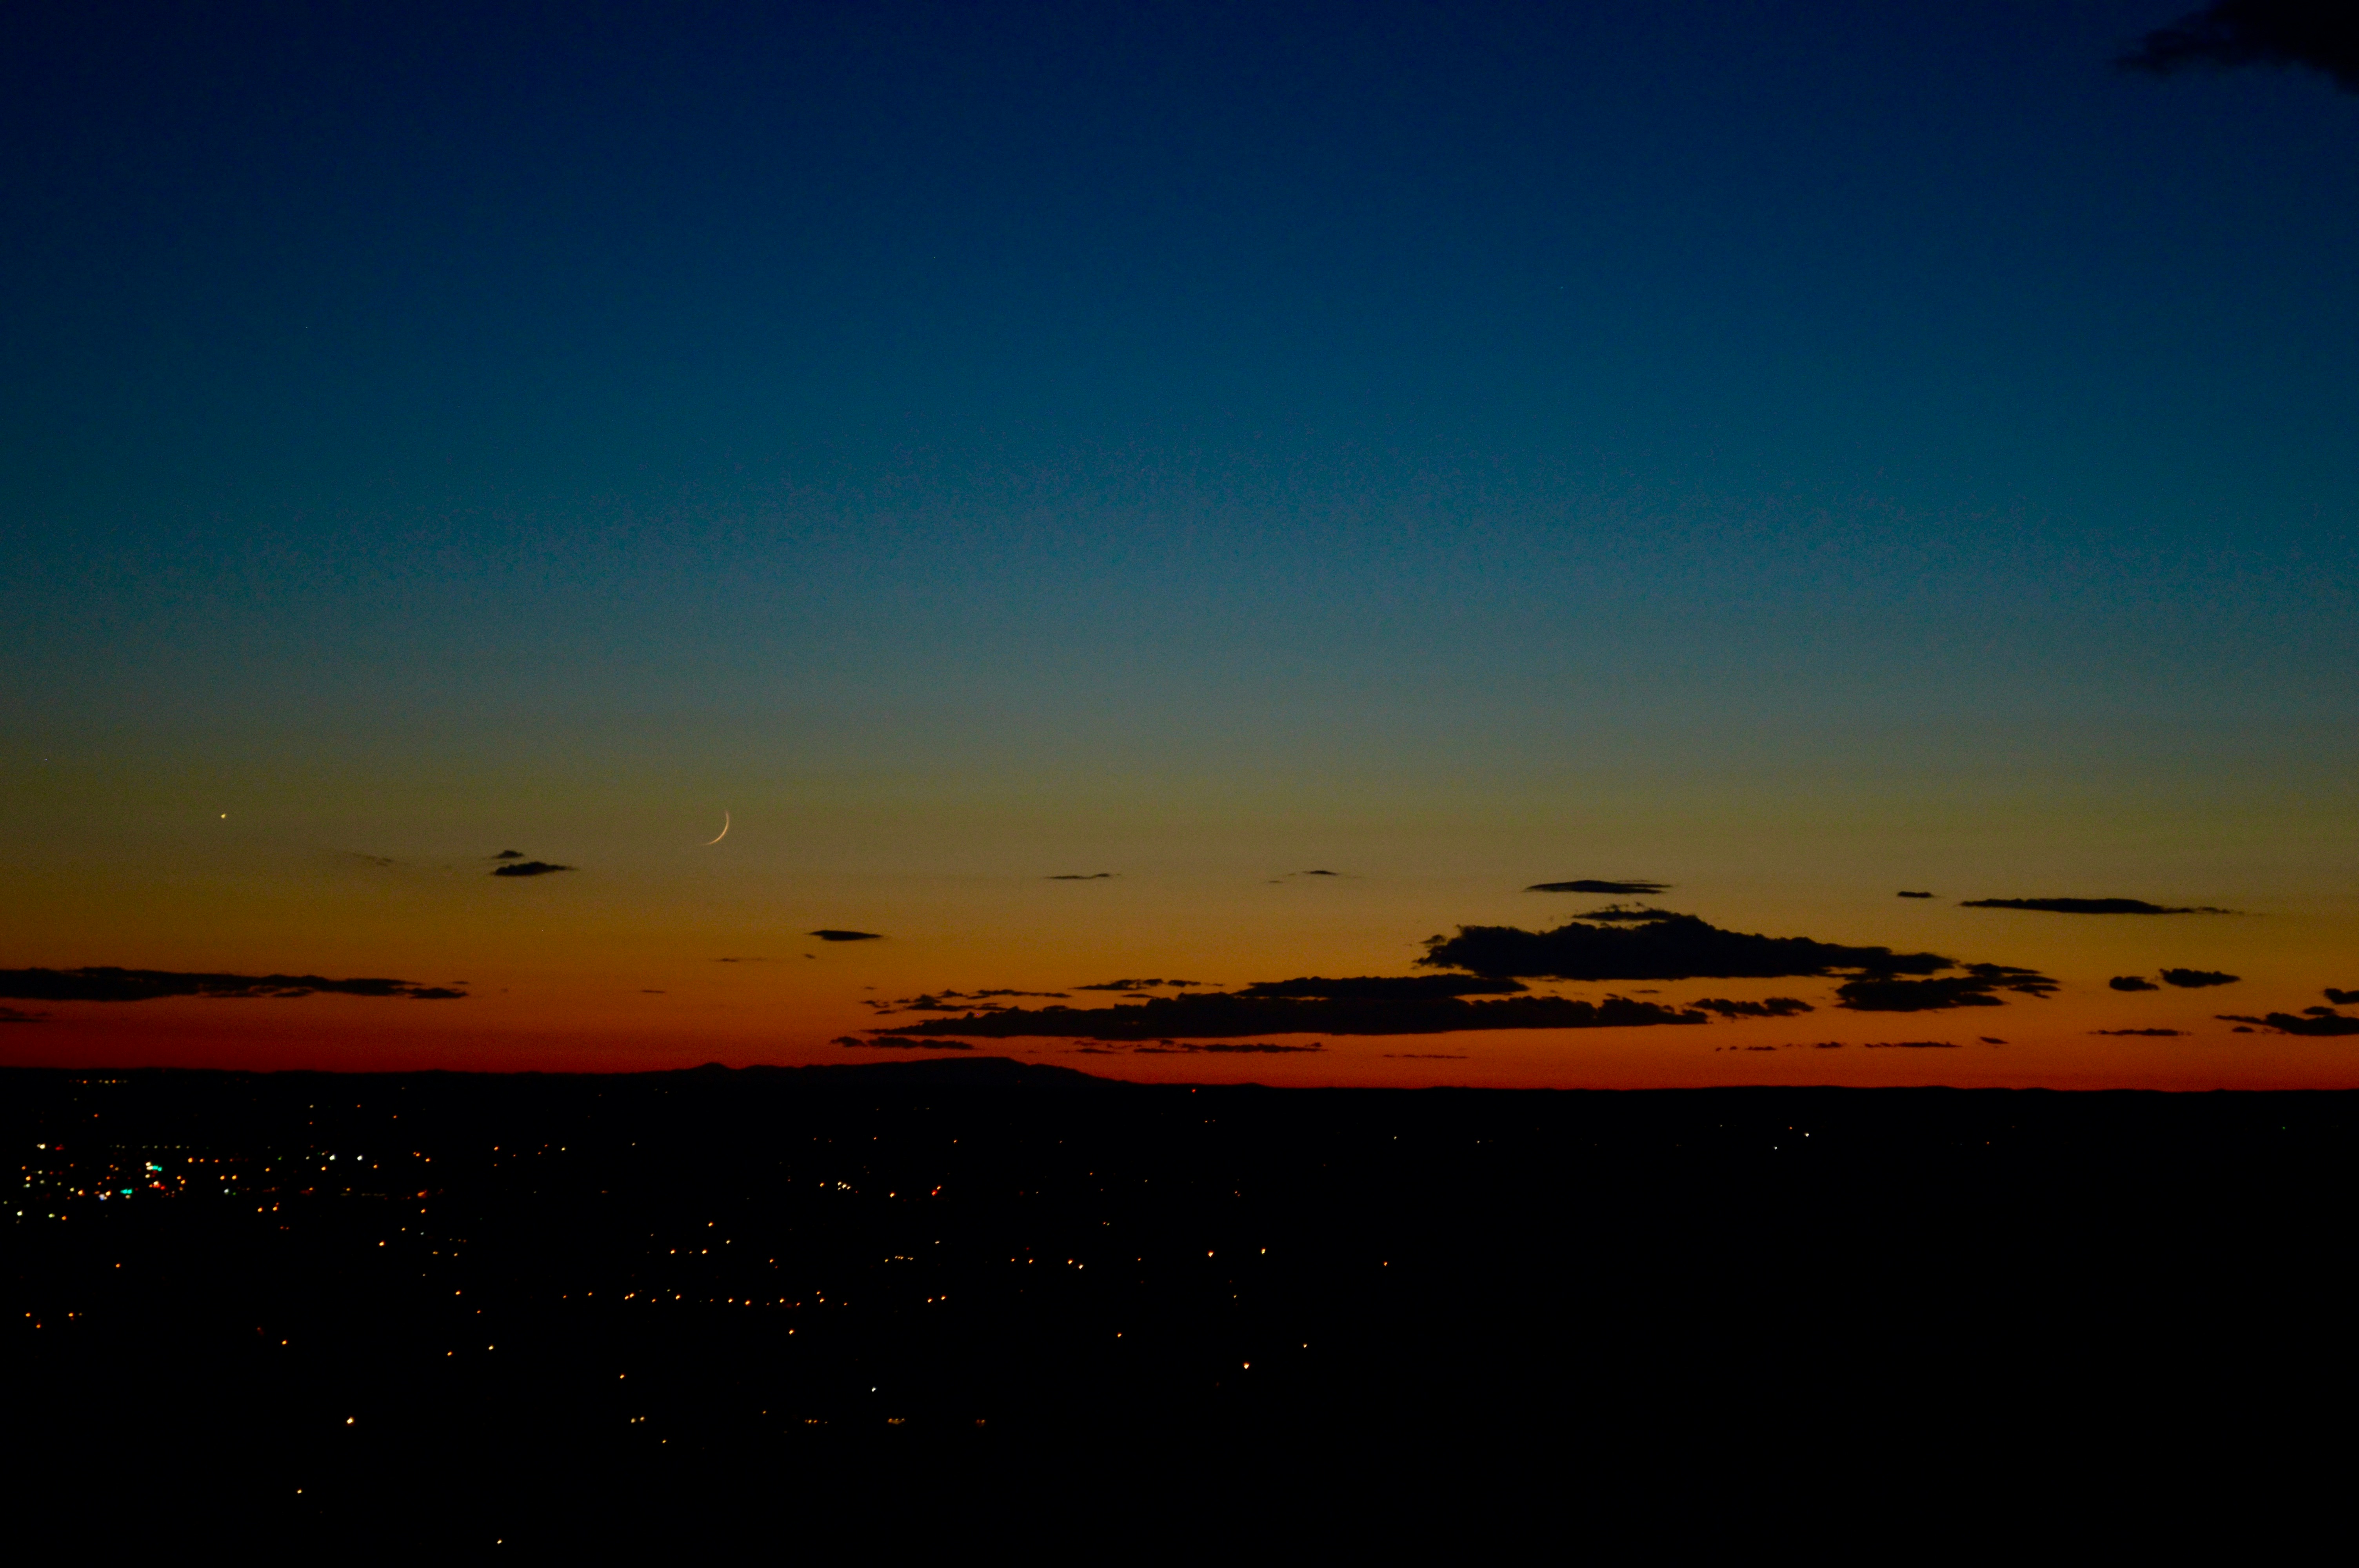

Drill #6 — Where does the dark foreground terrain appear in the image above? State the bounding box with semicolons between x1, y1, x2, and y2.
7;1058;2355;1546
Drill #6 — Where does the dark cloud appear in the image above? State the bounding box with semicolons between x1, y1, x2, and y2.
493;849;525;859
1525;879;1670;895
865;987;1068;1013
1861;1040;1960;1049
874;990;1707;1040
1292;869;1342;877
2121;2;2359;92
1421;906;2054;1013
2110;975;2162;992
1236;975;1527;1001
1959;898;2230;915
834;1035;975;1050
866;994;1001;1014
1980;1037;2007;1045
1836;965;2056;1012
2218;1009;2359;1037
1895;891;1936;899
2325;988;2359;1006
1073;978;1204;991
0;1005;47;1024
1047;873;1115;880
1688;997;1814;1018
1157;1041;1325;1054
490;861;571;878
808;929;883;942
1419;907;1952;981
1561;903;1684;923
2162;968;2241;989
1078;1039;1327;1056
0;967;466;1002
2094;1028;2184;1036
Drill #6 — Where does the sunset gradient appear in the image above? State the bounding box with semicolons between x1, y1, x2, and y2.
4;2;2354;1086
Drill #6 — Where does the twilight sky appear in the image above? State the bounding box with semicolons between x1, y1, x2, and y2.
4;1;2355;1085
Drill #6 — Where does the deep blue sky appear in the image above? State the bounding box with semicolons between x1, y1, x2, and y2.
5;1;2355;803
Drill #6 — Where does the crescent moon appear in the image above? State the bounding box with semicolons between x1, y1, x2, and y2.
705;811;730;846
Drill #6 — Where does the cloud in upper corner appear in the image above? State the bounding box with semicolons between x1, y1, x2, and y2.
2120;2;2359;93
2162;968;2241;989
2110;975;2162;992
809;929;883;942
491;860;571;878
1960;897;2231;915
0;967;466;1002
1526;879;1670;895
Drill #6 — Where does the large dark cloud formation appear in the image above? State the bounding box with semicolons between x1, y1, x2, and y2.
490;860;571;878
1419;907;1953;980
0;967;466;1002
874;989;1707;1040
1417;907;2055;1013
1960;898;2229;915
2121;2;2359;92
1406;905;1944;981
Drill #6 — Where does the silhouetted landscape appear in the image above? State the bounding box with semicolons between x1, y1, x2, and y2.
11;1060;2356;1544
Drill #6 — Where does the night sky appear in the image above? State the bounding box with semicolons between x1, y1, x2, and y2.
5;1;2355;1084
